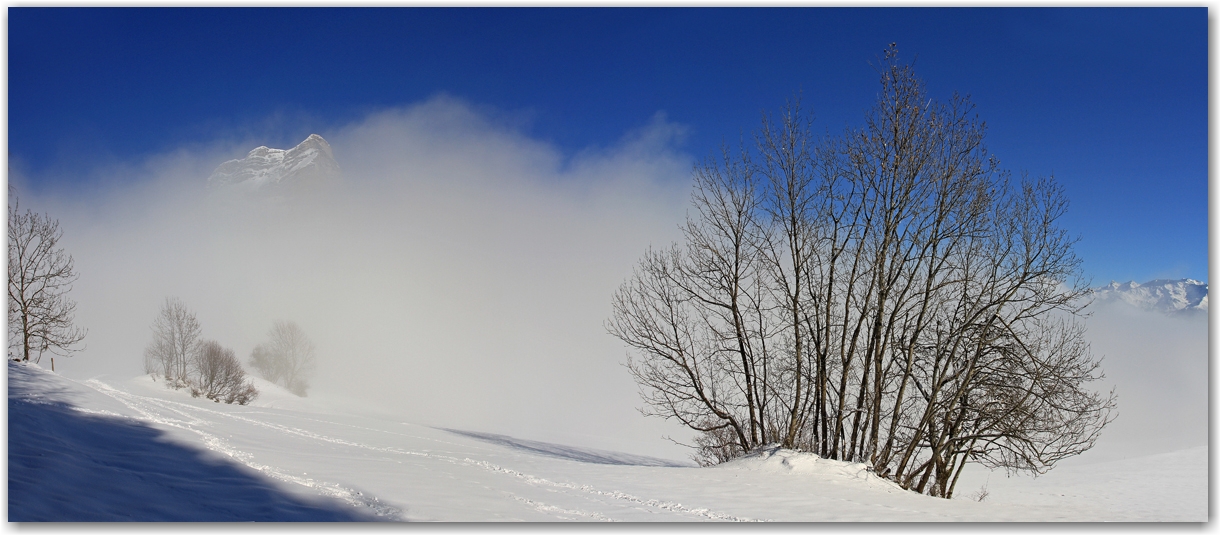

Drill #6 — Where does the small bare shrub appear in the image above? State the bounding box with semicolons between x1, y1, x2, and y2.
192;340;259;405
968;485;990;503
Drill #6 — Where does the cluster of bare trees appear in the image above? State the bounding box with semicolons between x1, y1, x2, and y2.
144;297;258;404
144;298;318;401
608;47;1115;498
248;320;316;397
8;195;86;364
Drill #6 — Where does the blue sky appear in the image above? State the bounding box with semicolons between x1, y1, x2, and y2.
8;7;1208;284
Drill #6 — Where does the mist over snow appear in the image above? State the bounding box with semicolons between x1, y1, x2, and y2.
1078;298;1208;459
1073;278;1208;458
13;96;697;461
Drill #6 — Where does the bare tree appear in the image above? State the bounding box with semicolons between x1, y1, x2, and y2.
249;320;316;396
609;45;1114;495
8;196;86;363
144;297;201;388
191;340;258;404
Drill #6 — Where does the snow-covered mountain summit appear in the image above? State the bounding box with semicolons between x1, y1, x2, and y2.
207;134;341;192
1092;279;1208;314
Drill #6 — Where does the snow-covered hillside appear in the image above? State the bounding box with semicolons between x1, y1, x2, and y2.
1093;279;1208;314
8;361;1206;521
206;134;341;192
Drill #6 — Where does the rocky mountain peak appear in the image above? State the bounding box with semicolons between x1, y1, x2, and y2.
207;134;341;192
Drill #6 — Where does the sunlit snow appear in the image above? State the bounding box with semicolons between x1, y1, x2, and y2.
9;362;1206;521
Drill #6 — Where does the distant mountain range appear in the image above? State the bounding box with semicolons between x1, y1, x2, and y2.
207;134;341;192
1092;279;1208;314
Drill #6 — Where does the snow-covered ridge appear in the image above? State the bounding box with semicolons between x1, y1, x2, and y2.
206;134;341;191
1092;278;1208;314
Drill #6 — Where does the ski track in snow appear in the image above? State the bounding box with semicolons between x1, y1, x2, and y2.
508;493;616;522
464;458;762;521
85;379;403;520
83;378;756;521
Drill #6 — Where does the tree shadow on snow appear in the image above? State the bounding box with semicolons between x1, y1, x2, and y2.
8;365;386;522
442;429;691;468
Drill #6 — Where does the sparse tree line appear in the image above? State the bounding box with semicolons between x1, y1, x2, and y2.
6;189;316;405
144;297;317;403
609;47;1115;498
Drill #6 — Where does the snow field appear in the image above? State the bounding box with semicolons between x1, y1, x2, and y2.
8;362;1207;521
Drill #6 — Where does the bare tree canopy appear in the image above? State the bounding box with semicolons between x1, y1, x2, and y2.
608;46;1115;498
192;340;258;405
144;297;201;388
249;320;316;397
8;195;86;363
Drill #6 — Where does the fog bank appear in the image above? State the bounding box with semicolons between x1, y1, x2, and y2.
1081;302;1208;459
22;97;696;460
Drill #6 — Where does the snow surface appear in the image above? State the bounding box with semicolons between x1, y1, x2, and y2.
8;361;1208;522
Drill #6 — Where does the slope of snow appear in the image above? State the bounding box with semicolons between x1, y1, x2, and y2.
1093;279;1208;314
8;362;1207;521
206;134;341;192
7;363;382;521
954;447;1207;522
